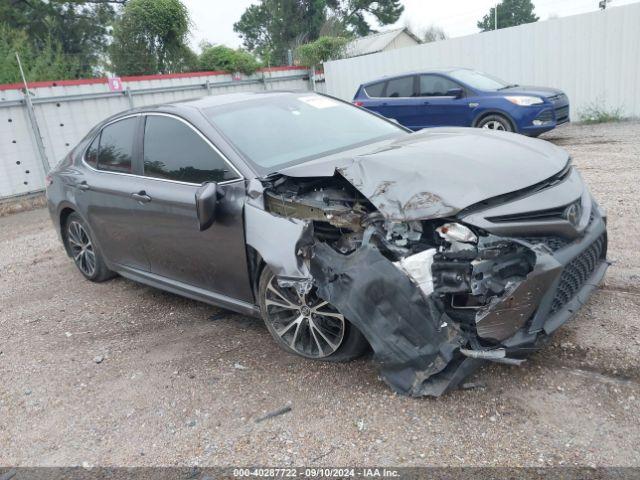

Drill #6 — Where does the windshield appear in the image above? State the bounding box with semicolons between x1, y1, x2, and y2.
204;93;406;173
448;69;511;91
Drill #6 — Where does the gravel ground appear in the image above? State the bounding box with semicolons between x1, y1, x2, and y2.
1;121;639;468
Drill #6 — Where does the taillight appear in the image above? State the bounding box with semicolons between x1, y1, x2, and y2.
353;101;364;107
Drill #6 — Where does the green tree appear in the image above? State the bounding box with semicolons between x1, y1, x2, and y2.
296;36;348;67
477;0;539;32
326;0;404;36
234;0;403;64
0;24;80;83
0;0;120;78
234;0;326;65
422;25;447;43
197;44;261;75
110;0;196;76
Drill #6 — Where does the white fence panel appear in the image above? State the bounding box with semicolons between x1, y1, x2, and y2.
324;3;640;119
0;67;311;200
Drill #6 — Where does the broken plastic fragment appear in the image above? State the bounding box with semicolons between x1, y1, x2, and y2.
394;248;437;297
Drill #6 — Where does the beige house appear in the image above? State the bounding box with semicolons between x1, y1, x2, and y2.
343;28;421;58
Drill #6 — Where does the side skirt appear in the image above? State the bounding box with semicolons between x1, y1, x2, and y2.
113;264;262;319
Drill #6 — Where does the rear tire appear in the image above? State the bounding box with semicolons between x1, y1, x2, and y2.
63;213;115;282
477;114;514;132
258;267;368;362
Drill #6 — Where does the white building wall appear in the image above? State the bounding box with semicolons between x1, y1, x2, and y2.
324;3;640;116
383;31;421;52
0;68;311;199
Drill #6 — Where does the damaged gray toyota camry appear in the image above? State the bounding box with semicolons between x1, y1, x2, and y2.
46;91;608;397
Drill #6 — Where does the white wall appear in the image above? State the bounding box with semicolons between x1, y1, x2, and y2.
0;68;311;199
324;3;640;119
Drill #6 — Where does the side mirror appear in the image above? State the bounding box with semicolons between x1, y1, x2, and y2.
446;88;464;98
195;182;218;231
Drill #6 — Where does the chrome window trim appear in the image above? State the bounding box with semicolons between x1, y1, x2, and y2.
82;112;245;187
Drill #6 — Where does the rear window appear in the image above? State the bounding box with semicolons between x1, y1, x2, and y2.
364;82;386;97
97;117;137;173
85;135;99;168
386;76;415;98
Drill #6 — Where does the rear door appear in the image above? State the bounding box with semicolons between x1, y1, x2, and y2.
74;116;150;270
132;113;254;302
376;76;422;129
417;74;471;127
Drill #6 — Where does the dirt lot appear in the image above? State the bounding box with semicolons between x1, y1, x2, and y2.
1;121;639;468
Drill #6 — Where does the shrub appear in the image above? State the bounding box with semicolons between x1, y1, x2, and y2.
198;45;261;75
578;101;625;124
296;36;349;67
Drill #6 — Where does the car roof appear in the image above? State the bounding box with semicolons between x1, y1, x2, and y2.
360;68;469;86
100;90;310;125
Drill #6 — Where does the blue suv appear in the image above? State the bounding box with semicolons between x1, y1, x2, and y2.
353;68;570;136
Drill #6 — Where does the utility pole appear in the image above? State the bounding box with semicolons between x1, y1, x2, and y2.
495;2;498;30
15;52;50;175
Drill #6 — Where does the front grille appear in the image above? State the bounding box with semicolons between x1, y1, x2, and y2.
549;234;606;314
555;105;570;123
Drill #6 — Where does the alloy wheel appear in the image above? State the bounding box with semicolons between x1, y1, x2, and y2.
264;276;345;358
481;120;506;130
67;221;97;277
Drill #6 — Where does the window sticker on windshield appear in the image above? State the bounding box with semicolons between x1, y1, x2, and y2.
298;96;339;109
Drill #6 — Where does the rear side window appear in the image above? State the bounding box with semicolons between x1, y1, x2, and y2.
419;75;461;96
85;134;99;168
97;117;137;173
364;82;386;98
386;76;415;98
142;115;239;184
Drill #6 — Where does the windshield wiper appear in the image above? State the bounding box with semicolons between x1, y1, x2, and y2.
498;84;519;90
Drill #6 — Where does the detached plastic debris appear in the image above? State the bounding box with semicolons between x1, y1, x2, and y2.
394;248;437;297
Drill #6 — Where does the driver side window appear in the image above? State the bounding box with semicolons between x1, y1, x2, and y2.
142;115;240;184
419;75;461;97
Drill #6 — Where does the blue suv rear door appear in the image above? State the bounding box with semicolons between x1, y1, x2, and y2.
358;75;424;130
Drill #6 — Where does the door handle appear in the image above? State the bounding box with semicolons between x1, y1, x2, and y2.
422;101;430;105
77;181;90;191
131;191;152;203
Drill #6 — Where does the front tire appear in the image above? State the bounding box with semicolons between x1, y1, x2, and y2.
258;268;368;362
63;213;115;282
477;114;514;132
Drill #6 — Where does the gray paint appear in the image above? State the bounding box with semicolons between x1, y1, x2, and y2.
279;127;569;221
46;92;609;397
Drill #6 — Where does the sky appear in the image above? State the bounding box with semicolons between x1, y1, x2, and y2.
184;0;640;51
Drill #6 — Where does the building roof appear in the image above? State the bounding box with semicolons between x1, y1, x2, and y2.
344;28;421;58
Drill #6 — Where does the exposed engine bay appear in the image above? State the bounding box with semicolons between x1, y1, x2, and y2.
248;171;599;397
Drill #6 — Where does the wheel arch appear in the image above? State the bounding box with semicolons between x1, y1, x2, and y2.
245;245;266;303
58;204;77;257
472;109;517;132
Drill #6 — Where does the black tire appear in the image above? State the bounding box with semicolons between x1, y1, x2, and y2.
476;114;514;132
63;212;115;282
258;267;368;362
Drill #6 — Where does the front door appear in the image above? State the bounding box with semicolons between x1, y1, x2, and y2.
132;113;254;303
417;74;471;128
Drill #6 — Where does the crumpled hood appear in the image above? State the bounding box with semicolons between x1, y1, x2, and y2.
277;127;570;221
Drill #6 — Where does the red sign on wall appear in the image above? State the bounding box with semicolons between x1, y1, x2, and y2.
107;77;123;91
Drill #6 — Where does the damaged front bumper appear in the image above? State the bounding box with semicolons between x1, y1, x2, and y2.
310;207;608;397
